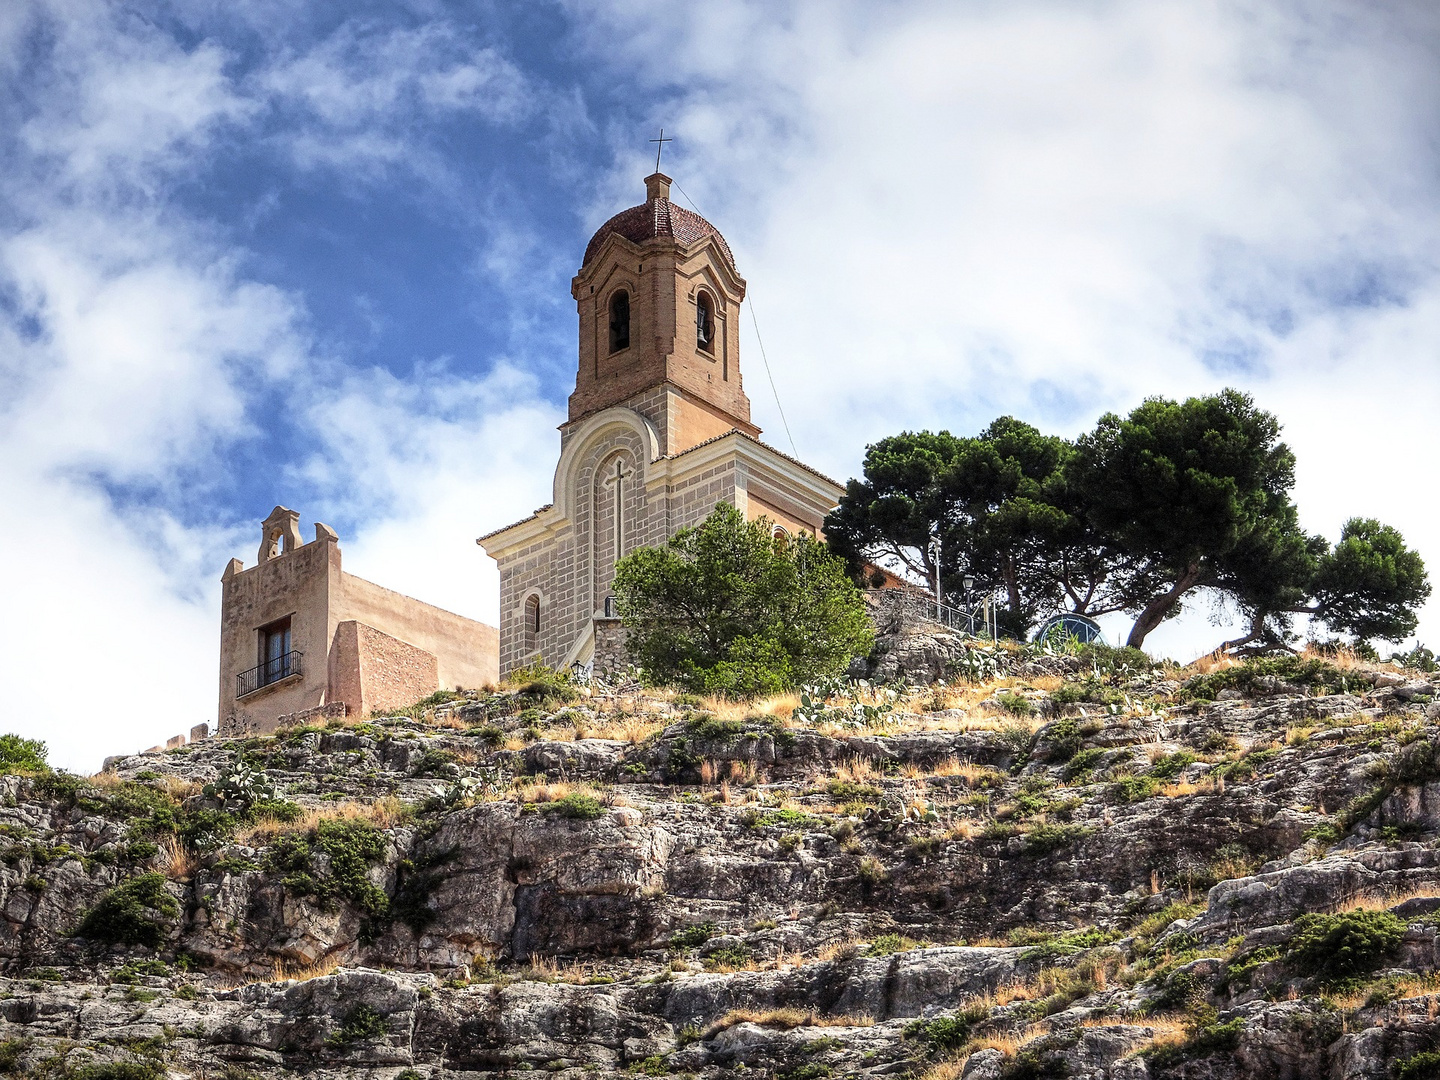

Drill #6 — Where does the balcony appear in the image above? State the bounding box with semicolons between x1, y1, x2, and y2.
236;650;303;699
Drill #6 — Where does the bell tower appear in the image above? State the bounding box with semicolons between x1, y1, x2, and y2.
568;172;756;455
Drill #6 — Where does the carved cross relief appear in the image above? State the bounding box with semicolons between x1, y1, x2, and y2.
603;457;633;562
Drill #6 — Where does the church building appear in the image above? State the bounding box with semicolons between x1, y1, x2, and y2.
479;173;844;678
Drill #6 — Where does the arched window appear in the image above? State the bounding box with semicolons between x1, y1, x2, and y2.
772;524;790;543
524;594;541;636
608;291;630;353
696;292;714;352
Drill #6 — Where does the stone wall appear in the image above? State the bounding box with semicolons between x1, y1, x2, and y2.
220;518;498;737
493;415;747;678
338;574;497;691
592;618;628;676
329;621;440;717
218;533;337;736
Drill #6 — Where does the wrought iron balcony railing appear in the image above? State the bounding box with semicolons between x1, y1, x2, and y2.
236;650;302;698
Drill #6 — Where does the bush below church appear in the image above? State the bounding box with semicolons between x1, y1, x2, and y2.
611;504;873;697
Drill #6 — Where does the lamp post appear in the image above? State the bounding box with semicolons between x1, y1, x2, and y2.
927;525;942;607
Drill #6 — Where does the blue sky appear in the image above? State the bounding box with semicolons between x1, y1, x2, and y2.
2;0;1439;770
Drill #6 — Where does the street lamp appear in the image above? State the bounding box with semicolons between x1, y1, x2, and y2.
927;525;942;607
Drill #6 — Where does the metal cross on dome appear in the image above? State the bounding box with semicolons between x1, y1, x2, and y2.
649;128;672;172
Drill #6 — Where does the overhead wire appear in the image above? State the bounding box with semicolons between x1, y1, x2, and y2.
670;179;800;459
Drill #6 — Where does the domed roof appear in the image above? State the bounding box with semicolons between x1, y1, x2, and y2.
582;173;736;272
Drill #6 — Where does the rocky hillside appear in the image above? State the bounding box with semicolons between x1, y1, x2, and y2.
2;639;1440;1079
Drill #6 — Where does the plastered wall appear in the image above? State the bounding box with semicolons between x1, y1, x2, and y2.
219;529;498;735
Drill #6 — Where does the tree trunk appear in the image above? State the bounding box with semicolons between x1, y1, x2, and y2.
1125;563;1204;648
1217;613;1267;655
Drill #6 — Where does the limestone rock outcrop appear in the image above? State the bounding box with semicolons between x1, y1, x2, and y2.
2;653;1440;1077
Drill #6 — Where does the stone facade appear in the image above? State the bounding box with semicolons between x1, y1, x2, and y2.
219;507;499;736
480;174;845;678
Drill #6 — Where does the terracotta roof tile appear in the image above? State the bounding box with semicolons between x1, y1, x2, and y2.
583;198;736;271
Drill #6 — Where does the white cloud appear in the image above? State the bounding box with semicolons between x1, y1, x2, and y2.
570;0;1440;657
0;2;307;770
5;0;1440;782
257;22;537;173
0;2;561;771
293;362;562;626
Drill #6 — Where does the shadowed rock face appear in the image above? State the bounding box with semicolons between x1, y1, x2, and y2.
0;658;1439;1078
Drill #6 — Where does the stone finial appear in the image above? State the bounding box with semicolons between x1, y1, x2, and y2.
258;506;303;563
314;522;339;543
645;172;671;202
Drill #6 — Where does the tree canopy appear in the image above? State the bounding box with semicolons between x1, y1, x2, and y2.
825;390;1429;651
611;503;874;696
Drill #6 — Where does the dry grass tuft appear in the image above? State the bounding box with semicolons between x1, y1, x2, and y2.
163;776;202;800
916;1058;968;1080
233;797;408;845
1335;887;1440;915
1119;1014;1188;1058
159;834;197;880
963;1028;1038;1058
272;955;342;983
517;780;592;804
571;717;663;744
834;756;880;783
704;1007;873;1038
526;955;597;983
1188;651;1238;676
1159;780;1198;798
1299;642;1377;672
799;938;863;966
948;820;978;842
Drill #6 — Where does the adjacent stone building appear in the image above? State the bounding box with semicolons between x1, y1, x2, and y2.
217;507;498;735
479;173;844;678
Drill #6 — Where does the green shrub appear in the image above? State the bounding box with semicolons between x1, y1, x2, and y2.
826;780;882;803
857;856;888;886
1076;642;1154;676
71;1063;166;1080
904;1006;987;1051
1051;681;1127;708
1183;655;1353;702
546;793;605;820
1396;1050;1440;1080
1023;823;1088;854
0;1038;29;1073
705;943;753;969
1286;909;1404;984
264;819;389;916
464;724;506;747
0;735;49;775
612;504;874;696
865;932;921;956
1041;717;1083;762
1149;751;1196;780
1020;925;1115;960
1110;776;1160;803
1217;746;1280;781
75;873;179;947
1143;1017;1244;1067
669;921;717;950
1063;747;1106;780
325;1003;387;1047
995;691;1033;716
506;661;580;707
